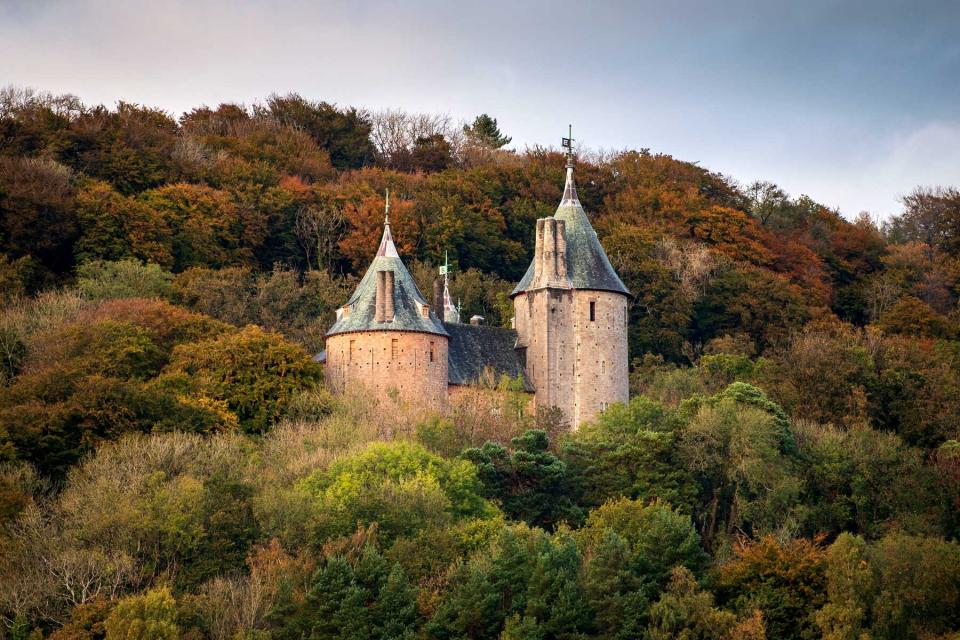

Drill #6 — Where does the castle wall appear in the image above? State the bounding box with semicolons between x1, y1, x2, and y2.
571;290;629;426
513;288;628;429
325;331;448;411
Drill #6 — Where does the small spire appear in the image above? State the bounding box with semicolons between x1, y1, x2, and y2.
441;250;459;323
376;188;399;257
561;124;578;203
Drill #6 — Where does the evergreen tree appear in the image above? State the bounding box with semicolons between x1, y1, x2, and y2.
463;114;512;148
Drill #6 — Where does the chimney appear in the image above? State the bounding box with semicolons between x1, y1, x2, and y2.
533;218;545;285
375;271;386;322
555;219;567;278
383;270;395;321
470;315;484;326
532;217;570;289
433;278;443;318
375;270;395;322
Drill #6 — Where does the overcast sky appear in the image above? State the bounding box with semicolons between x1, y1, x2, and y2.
2;0;958;219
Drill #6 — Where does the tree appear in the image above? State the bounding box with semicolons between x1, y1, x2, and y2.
876;295;953;338
647;567;756;640
0;156;77;280
300;441;495;545
160;324;322;434
73;181;171;267
887;186;960;258
463;114;511;149
816;532;960;640
260;93;375;169
277;547;419;640
462;430;582;530
76;259;174;301
104;587;179;640
138;183;245;270
410;134;453;172
677;387;802;545
716;536;827;640
561;396;697;512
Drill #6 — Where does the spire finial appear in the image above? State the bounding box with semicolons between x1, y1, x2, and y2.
376;188;399;257
561;125;578;203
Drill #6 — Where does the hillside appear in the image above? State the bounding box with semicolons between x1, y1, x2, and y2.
2;88;960;639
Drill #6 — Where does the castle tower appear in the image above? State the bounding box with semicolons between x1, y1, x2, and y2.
325;192;449;409
511;139;630;428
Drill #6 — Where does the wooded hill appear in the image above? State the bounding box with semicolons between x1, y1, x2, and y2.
1;88;960;640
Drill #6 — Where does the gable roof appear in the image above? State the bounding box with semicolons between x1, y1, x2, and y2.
326;215;447;338
511;165;629;297
445;322;532;391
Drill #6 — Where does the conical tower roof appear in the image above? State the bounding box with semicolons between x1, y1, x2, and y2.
511;159;629;297
327;195;447;337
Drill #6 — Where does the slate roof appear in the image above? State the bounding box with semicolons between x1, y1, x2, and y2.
445;322;532;391
326;217;447;338
511;165;630;297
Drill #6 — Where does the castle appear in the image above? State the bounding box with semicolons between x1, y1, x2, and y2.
322;149;629;429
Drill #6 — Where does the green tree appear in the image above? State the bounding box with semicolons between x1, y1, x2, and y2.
715;536;827;640
462;430;582;529
160;324;322;433
463;114;512;148
301;441;495;545
562;396;697;513
104;587;179;640
76;259;174;301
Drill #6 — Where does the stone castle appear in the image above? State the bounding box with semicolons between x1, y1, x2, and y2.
322;153;629;429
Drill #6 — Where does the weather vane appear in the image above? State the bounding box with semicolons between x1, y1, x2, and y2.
561;124;574;166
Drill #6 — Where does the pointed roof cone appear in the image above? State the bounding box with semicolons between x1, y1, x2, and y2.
442;274;459;323
327;192;447;337
376;190;399;258
511;150;630;297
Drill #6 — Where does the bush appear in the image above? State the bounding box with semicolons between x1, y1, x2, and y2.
76;259;174;301
104;587;179;640
160;325;322;433
300;441;495;545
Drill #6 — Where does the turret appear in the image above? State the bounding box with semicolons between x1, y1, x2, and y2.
325;191;449;410
511;130;630;428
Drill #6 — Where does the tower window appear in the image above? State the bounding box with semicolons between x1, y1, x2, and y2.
429;341;435;363
349;339;355;363
391;339;399;360
624;306;628;327
601;360;606;374
589;301;596;321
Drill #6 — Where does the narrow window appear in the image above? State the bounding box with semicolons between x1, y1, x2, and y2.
589;301;596;321
429;341;435;363
349;339;355;363
623;306;628;327
391;338;399;360
601;360;606;374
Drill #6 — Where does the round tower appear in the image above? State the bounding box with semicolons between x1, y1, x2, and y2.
325;194;449;410
511;138;629;428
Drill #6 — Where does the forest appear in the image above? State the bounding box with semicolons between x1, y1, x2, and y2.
1;86;960;639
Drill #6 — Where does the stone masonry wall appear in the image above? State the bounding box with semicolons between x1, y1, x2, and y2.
325;331;448;411
513;288;628;429
571;290;629;426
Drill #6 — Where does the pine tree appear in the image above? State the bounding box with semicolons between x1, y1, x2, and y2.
463;114;512;148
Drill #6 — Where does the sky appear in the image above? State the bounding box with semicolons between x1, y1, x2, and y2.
2;0;959;219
